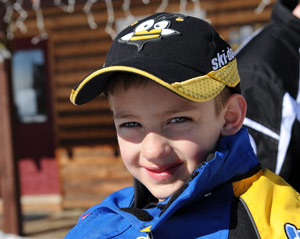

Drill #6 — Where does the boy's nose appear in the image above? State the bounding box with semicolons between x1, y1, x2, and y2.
141;132;171;161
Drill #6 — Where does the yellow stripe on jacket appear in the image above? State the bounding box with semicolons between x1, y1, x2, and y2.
239;169;300;239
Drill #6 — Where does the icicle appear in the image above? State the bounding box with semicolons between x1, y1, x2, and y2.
83;0;98;29
122;0;134;21
1;0;14;40
54;0;76;13
191;0;207;20
105;0;117;39
0;42;11;63
255;0;271;14
14;0;28;34
2;0;13;24
31;0;48;44
1;0;28;39
156;0;168;12
179;0;187;13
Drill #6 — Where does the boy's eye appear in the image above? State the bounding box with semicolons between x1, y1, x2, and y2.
169;117;191;124
120;122;141;128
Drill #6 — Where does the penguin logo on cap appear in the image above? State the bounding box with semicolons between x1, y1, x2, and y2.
118;13;185;51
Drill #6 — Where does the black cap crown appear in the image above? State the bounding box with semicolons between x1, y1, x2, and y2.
71;12;240;105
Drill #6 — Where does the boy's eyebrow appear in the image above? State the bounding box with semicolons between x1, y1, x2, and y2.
113;103;200;119
113;112;136;120
164;104;199;115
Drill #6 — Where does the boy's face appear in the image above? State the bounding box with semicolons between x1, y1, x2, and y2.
109;80;226;201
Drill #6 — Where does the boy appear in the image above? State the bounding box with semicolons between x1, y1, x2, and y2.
66;12;300;239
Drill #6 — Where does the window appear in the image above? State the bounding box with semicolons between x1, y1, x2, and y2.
11;49;47;123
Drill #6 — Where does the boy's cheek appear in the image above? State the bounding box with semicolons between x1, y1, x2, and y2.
116;129;144;144
118;138;138;160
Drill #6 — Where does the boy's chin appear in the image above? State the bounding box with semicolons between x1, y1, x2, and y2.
147;183;185;202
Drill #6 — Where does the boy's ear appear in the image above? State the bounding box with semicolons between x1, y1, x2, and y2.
221;94;247;136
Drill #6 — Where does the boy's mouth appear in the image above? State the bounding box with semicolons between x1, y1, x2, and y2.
144;162;183;182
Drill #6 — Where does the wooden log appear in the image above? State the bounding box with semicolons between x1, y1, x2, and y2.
55;97;110;111
210;7;272;28
60;164;132;181
53;40;112;58
62;178;132;195
58;128;117;139
57;114;114;126
54;70;93;85
54;55;105;73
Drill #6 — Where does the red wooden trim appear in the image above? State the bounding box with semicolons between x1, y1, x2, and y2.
0;60;22;235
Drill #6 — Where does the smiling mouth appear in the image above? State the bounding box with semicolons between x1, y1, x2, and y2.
144;163;183;181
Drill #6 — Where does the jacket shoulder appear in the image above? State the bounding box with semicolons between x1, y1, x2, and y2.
65;187;135;239
240;169;300;239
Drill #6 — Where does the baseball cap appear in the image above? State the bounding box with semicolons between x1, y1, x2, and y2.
70;12;240;105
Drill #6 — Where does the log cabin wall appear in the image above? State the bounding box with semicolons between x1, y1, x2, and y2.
7;0;275;209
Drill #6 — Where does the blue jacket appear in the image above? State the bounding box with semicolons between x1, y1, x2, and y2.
65;128;300;239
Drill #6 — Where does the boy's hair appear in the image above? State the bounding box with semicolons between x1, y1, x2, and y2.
107;72;231;116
